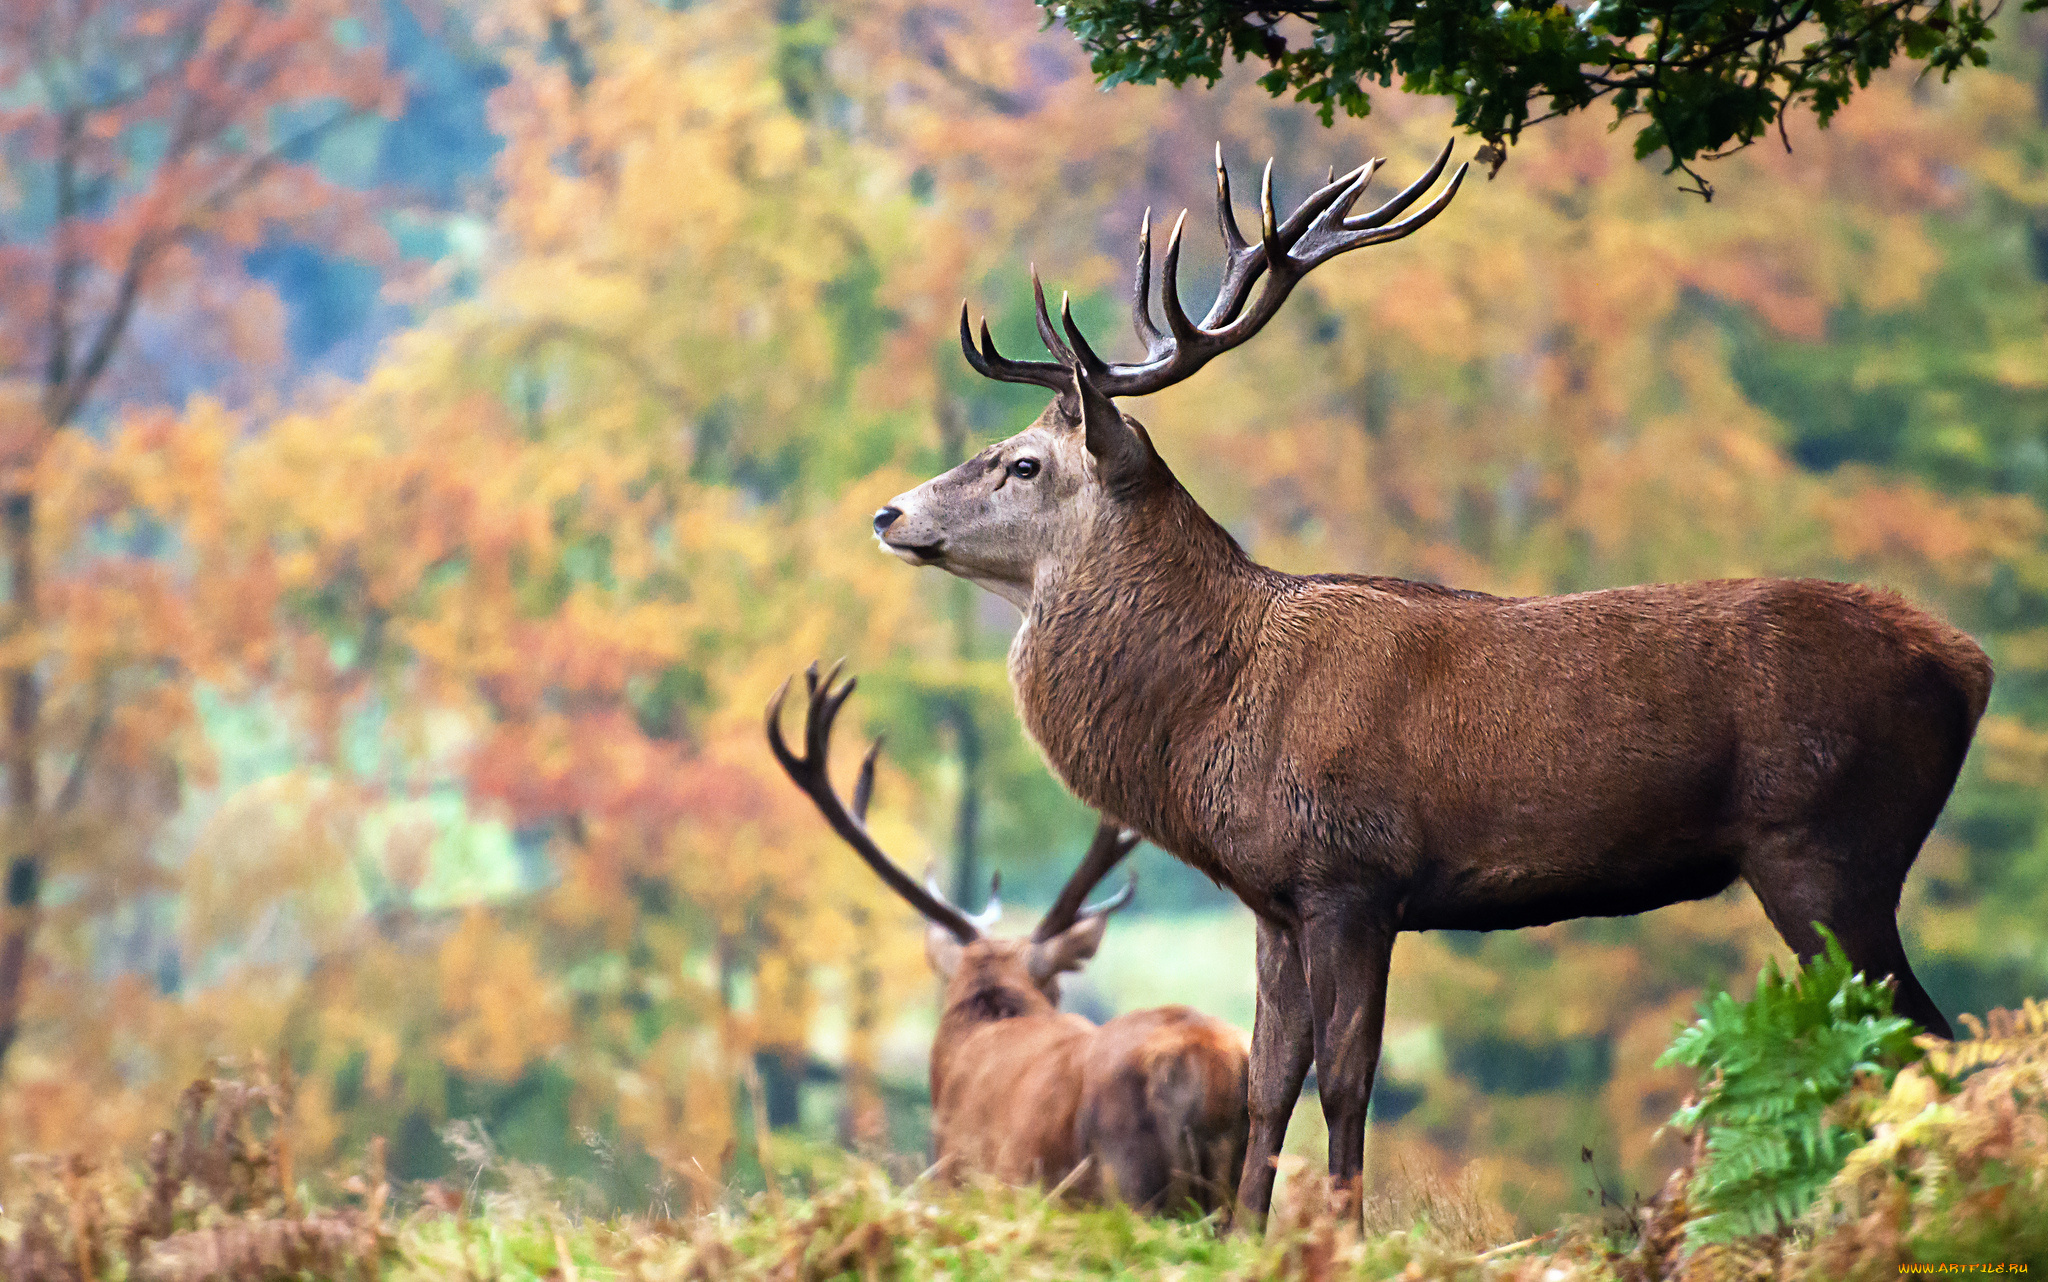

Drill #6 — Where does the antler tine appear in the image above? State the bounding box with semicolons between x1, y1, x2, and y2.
1346;138;1454;231
1130;209;1168;359
1198;167;1271;332
765;667;983;944
956;303;989;376
806;658;854;763
1327;157;1384;225
1368;160;1467;241
1259;158;1281;258
1060;292;1114;379
1214;141;1250;255
967;871;1003;930
1032;818;1143;942
1387;158;1467;232
1079;870;1137;920
766;675;797;762
851;736;881;822
1302;160;1469;268
1031;268;1077;366
1283;161;1372;240
1158;209;1201;346
958;301;1070;394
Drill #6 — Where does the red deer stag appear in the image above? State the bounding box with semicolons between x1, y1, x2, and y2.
766;663;1251;1214
868;143;1994;1225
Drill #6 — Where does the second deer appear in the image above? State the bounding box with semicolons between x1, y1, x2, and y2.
768;663;1249;1215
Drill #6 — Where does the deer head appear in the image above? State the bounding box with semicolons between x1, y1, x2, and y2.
766;662;1140;1004
872;144;1467;603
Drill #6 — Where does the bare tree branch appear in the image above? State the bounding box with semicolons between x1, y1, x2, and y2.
42;107;83;406
55;676;112;815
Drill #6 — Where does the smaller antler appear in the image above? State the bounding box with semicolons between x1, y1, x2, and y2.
767;662;985;944
1031;820;1141;943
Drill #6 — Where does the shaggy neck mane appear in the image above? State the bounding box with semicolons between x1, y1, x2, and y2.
950;978;1041;1026
1014;465;1273;879
931;969;1058;1089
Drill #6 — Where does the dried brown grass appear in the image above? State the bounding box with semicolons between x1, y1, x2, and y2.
1;1060;393;1282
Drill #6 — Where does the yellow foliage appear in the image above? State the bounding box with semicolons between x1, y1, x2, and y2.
436;910;568;1082
1800;1002;2048;1273
1927;999;2048;1078
1977;716;2048;788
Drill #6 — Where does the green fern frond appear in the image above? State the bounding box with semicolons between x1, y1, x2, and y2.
1657;925;1927;1247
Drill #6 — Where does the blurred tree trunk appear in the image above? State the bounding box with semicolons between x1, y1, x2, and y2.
945;703;983;911
754;947;809;1131
752;1049;803;1130
0;489;41;1074
837;904;888;1151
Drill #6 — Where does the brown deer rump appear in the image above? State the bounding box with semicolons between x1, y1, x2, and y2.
1076;1008;1250;1209
1018;564;1991;938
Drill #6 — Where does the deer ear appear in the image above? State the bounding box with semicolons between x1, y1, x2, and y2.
926;922;964;978
1026;912;1109;983
1072;365;1149;487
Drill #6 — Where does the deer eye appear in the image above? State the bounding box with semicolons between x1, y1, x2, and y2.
1008;458;1041;480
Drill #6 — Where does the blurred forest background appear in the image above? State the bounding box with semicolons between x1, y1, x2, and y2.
1;0;2045;1233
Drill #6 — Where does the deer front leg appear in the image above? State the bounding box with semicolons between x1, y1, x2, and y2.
1232;914;1314;1231
1300;898;1396;1223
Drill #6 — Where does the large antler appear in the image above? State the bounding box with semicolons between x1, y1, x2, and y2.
766;661;988;944
961;141;1467;401
1031;820;1140;943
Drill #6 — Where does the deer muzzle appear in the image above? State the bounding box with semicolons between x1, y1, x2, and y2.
872;496;945;563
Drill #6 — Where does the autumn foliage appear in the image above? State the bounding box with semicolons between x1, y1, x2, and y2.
0;0;2043;1256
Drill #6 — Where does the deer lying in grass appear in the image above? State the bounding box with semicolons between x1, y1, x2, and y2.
767;664;1250;1214
869;142;1994;1225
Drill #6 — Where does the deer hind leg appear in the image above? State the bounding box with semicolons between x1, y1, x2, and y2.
1081;1070;1173;1212
1743;831;1952;1039
1096;1141;1173;1213
1299;899;1397;1222
1138;1053;1213;1216
1234;915;1314;1230
1202;1123;1249;1218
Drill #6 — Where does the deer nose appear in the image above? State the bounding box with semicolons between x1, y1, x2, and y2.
873;506;902;536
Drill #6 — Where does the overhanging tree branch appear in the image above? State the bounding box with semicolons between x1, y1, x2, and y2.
1048;0;2037;185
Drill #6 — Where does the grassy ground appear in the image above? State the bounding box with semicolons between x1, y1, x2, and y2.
383;1166;1551;1282
7;1073;2043;1280
8;990;2048;1278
